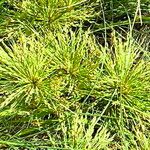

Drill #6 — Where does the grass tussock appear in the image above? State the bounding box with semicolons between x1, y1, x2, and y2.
0;0;150;149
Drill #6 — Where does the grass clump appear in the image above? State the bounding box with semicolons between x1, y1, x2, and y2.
93;33;150;149
0;29;150;149
0;0;97;37
0;0;150;149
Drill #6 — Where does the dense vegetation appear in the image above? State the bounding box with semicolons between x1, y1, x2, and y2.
0;0;150;149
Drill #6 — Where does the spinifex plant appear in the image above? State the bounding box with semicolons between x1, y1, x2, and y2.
0;28;149;149
89;32;150;149
0;0;97;37
0;0;150;149
0;30;104;148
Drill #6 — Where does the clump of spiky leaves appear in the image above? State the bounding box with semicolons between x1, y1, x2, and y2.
0;29;150;149
0;29;101;109
89;32;150;149
0;0;97;37
0;30;101;148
